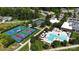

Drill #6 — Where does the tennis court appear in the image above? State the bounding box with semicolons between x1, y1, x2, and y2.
5;26;36;42
5;26;26;35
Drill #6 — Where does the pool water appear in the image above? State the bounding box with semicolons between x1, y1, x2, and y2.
47;32;67;41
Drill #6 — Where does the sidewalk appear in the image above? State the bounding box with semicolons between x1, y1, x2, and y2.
14;39;30;51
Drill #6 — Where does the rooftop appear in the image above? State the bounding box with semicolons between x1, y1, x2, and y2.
50;17;59;24
61;17;79;31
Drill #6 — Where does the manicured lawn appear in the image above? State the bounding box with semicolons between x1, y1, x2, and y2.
31;40;44;51
19;44;29;51
60;47;79;51
71;32;79;38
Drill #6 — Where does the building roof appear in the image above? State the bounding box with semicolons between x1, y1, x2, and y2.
61;22;72;30
50;17;59;24
2;17;12;20
61;19;79;31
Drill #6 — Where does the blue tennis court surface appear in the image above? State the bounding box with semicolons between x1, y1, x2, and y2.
5;26;36;42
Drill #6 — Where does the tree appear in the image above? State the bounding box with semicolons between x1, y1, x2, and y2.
40;23;45;27
61;40;68;46
33;8;40;18
68;12;72;17
43;43;50;49
71;37;79;44
69;39;75;45
30;37;36;43
32;22;37;27
45;15;51;26
51;40;62;48
52;8;61;19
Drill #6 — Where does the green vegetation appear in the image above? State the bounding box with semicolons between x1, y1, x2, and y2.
69;32;79;45
52;8;61;19
52;13;67;29
0;23;21;33
71;32;79;38
0;8;42;20
43;43;50;49
0;34;15;48
61;40;68;46
51;40;62;48
0;7;77;51
64;12;72;17
45;16;51;26
31;37;48;51
0;42;20;51
19;44;29;51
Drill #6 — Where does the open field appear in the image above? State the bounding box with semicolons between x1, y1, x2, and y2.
0;42;20;51
0;23;21;33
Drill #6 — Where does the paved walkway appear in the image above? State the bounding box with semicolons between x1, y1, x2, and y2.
28;39;31;51
15;39;30;51
34;26;49;37
44;44;79;51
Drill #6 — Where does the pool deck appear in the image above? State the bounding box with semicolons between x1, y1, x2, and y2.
40;28;70;44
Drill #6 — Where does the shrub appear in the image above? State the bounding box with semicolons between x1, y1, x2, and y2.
43;43;50;49
61;40;68;46
69;37;79;45
51;40;62;48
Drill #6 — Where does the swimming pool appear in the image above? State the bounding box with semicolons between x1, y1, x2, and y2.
47;32;67;41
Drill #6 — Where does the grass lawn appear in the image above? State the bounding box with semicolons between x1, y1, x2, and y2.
0;19;30;33
31;40;44;51
10;19;30;23
0;42;20;51
71;32;79;38
0;23;21;33
60;47;79;51
19;44;29;51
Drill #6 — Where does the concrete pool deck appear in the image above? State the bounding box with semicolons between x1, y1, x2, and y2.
40;28;70;44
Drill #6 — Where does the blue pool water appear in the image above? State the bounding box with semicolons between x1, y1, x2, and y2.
47;32;67;41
